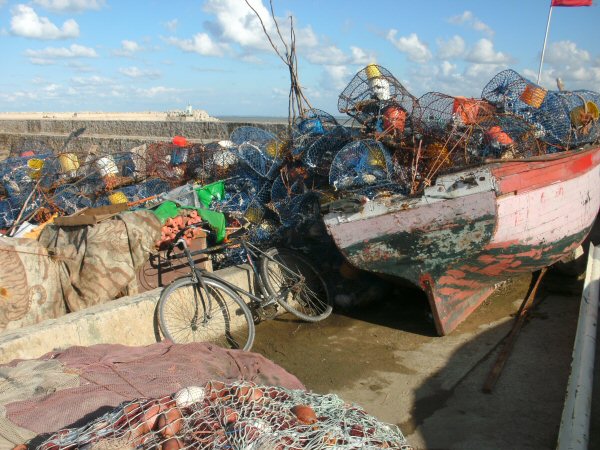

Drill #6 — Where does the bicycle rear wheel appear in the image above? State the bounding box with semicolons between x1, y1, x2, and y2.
259;248;332;322
158;276;255;351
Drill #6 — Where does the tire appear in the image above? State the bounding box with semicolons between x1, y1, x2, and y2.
259;248;332;322
158;276;255;351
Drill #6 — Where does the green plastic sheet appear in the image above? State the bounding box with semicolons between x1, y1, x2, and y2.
151;200;226;243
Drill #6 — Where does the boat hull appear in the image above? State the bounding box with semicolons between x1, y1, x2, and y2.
323;146;600;335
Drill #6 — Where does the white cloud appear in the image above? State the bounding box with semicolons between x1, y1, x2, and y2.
464;63;505;79
166;33;230;57
448;11;494;36
544;41;590;66
66;60;94;71
350;46;373;65
386;30;431;63
0;90;38;103
0;0;7;7
71;75;112;86
29;57;55;65
449;11;472;25
305;45;347;65
32;0;105;12
202;0;318;53
323;65;353;91
440;60;457;77
122;40;140;53
305;43;374;66
437;35;466;59
113;39;143;57
134;86;180;98
10;5;79;39
25;43;97;59
119;66;161;79
295;25;319;48
466;39;511;64
203;0;273;51
164;19;178;32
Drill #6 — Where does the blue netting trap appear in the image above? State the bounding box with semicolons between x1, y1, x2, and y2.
274;191;322;228
230;127;286;179
303;126;352;176
413;92;496;138
0;196;41;229
53;184;93;215
329;139;394;191
481;69;600;149
294;109;339;136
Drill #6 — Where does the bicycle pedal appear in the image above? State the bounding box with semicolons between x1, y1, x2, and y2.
260;304;279;320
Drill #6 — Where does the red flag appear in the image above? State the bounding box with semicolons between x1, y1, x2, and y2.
551;0;592;6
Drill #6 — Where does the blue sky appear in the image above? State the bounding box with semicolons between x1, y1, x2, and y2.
0;0;598;116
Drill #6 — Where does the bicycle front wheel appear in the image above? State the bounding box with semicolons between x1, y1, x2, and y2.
158;276;255;351
259;248;332;322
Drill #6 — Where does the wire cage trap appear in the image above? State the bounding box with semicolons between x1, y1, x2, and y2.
329;139;394;191
338;64;417;135
413;92;496;137
302;126;352;176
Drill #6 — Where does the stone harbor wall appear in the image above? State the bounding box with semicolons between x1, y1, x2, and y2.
0;118;289;159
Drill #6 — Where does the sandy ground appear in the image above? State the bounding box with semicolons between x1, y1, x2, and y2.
251;256;597;449
0;111;218;121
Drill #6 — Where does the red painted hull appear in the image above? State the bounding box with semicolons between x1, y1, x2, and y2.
324;146;600;335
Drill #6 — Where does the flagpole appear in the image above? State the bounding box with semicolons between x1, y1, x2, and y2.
537;5;554;84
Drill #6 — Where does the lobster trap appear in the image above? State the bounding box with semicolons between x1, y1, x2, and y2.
231;127;287;180
302;126;352;176
329;139;394;191
338;64;417;136
413;92;496;137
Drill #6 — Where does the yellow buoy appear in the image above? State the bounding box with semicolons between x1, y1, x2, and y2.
265;141;286;158
108;191;128;205
365;63;381;80
570;101;599;128
58;153;79;173
27;158;45;179
520;84;547;108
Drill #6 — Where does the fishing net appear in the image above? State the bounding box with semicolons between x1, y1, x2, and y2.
338;64;417;136
35;381;412;450
231;127;286;180
329;140;394;191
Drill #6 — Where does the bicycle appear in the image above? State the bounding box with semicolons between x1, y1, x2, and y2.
157;222;332;351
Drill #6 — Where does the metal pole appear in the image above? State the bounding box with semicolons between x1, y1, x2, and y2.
537;6;553;84
556;243;600;450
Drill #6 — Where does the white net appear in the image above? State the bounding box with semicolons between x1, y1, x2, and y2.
35;381;412;450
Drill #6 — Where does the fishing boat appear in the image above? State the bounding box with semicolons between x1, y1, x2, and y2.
322;144;600;335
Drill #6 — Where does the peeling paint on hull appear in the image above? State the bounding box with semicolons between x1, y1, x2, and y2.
324;146;600;335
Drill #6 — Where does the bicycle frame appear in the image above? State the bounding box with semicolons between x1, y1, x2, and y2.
172;236;277;314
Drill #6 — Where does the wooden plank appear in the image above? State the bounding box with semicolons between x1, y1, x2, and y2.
54;203;128;226
482;267;548;393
